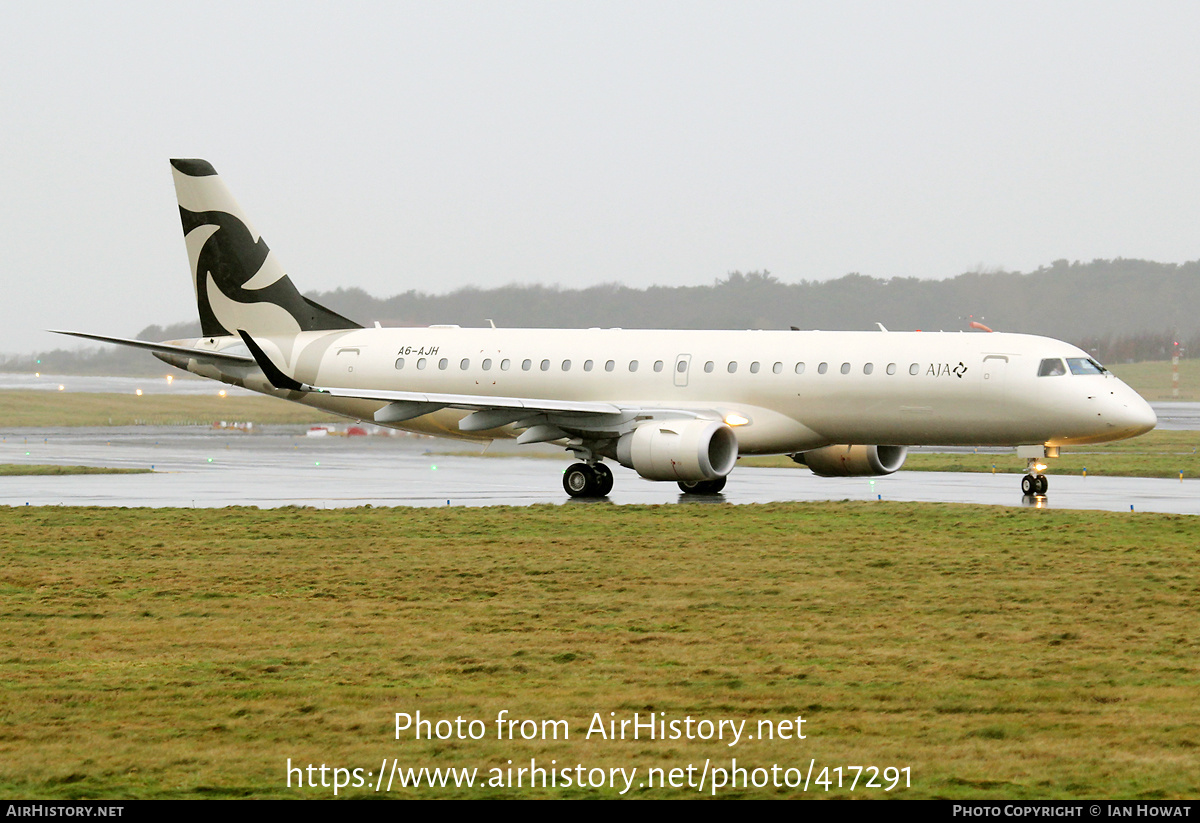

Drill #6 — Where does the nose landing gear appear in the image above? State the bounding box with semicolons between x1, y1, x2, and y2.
1021;471;1048;496
1017;445;1058;497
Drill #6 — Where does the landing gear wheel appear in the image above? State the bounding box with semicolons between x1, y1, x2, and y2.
678;476;728;495
563;463;596;498
592;463;614;496
1021;474;1049;496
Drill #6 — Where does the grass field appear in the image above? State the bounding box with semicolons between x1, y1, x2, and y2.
0;503;1196;799
1106;361;1197;401
0;464;151;476
0;390;339;427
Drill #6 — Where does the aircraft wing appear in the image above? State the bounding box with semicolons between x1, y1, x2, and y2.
50;330;254;365
321;385;622;415
237;330;713;434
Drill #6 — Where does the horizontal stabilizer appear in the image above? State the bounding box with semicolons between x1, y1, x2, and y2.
50;330;253;365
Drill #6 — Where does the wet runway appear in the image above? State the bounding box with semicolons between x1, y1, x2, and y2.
1152;401;1200;430
2;426;1196;515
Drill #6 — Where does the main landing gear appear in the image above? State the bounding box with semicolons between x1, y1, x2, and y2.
562;462;730;498
563;462;614;498
677;477;727;495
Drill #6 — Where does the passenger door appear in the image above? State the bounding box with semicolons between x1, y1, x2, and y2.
673;354;691;387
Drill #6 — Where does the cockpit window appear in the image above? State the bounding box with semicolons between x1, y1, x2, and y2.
1038;358;1067;377
1067;357;1106;376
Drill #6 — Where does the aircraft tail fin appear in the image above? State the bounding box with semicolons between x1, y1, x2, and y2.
170;159;362;338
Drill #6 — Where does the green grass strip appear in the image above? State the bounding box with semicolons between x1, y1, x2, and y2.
0;503;1195;799
0;464;152;476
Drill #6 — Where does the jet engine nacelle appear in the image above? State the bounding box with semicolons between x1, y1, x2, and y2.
793;444;907;477
616;419;739;482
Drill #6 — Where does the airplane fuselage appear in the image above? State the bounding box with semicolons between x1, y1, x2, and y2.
163;326;1157;454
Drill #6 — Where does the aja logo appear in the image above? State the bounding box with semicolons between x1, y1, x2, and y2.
927;362;969;378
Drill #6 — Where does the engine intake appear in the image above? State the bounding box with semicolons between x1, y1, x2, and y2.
616;419;738;482
792;445;907;477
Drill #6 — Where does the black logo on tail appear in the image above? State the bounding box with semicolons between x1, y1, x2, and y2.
173;160;361;337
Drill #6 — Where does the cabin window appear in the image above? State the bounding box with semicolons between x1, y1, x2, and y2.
584;360;594;372
394;357;405;370
417;358;427;370
439;358;449;370
886;363;896;375
772;362;782;374
562;360;571;371
678;361;688;373
864;363;874;375
909;363;919;375
540;359;551;371
750;361;760;374
501;359;511;370
795;362;805;374
654;360;664;372
817;362;828;374
1039;358;1067;377
522;359;532;371
460;358;470;370
727;361;738;374
840;362;851;374
482;359;492;370
605;360;615;372
704;361;714;373
629;360;639;372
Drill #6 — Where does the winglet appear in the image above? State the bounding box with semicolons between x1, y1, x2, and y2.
237;330;311;392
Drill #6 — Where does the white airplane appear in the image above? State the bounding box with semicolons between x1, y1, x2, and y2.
56;159;1157;498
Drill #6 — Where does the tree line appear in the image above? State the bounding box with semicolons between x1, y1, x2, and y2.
5;258;1196;375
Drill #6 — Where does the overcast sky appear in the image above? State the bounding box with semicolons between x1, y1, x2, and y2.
3;1;1200;354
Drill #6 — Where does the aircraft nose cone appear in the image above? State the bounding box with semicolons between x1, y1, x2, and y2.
1113;393;1157;437
1128;397;1157;435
